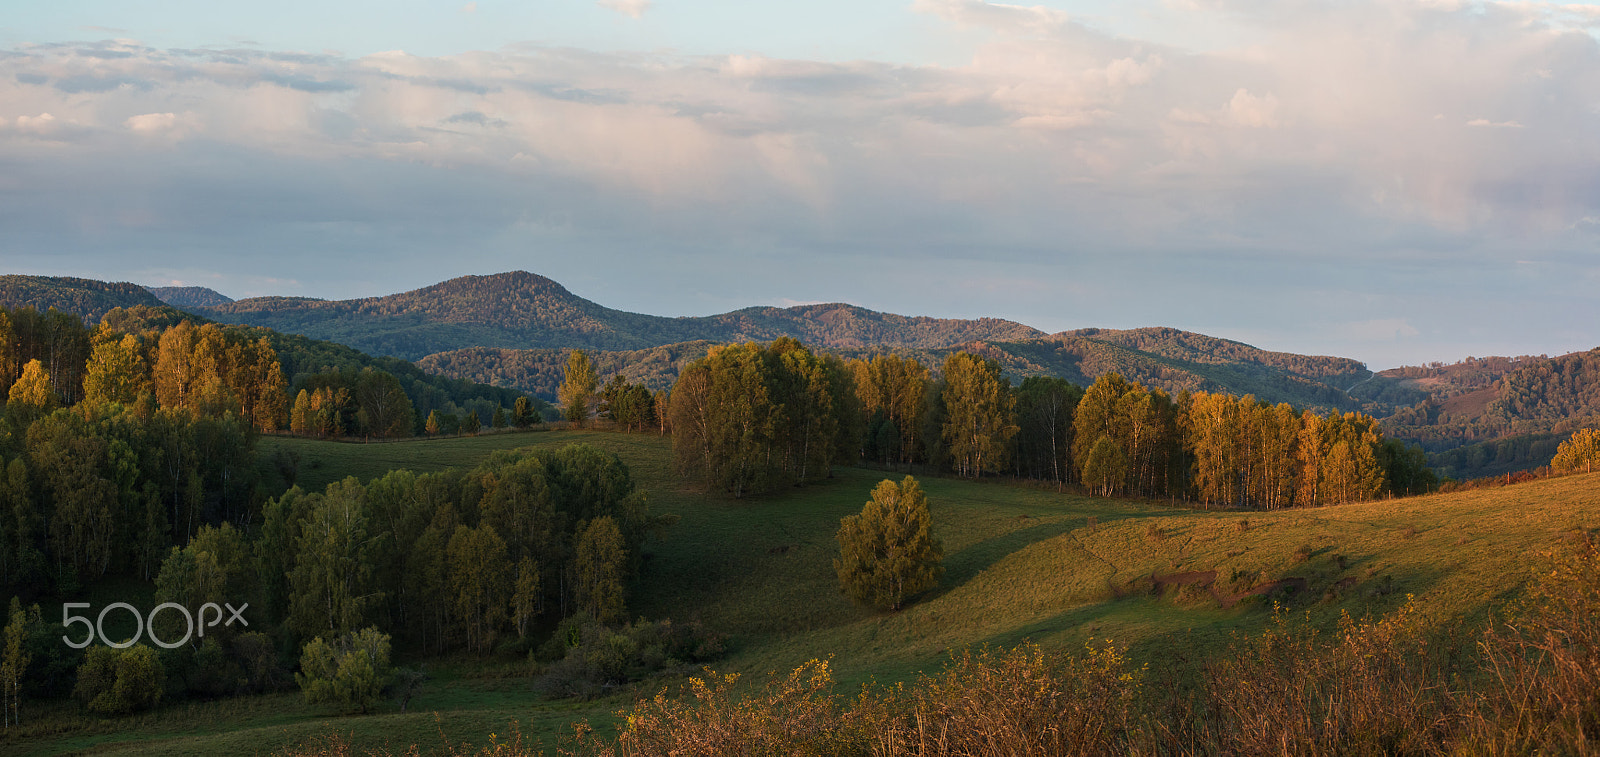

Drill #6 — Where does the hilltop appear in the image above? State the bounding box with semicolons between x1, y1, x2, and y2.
145;284;235;310
0;274;168;322
197;271;1047;360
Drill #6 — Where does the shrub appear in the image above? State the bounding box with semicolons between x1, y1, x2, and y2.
536;618;724;700
891;642;1140;755
1200;599;1454;754
1465;532;1600;753
570;659;879;756
296;627;393;714
74;644;165;715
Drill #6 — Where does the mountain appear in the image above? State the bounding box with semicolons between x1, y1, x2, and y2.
0;275;168;322
197;271;1047;361
419;329;1370;411
146;285;235;310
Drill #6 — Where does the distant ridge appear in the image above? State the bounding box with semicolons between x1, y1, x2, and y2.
200;271;1048;360
146;285;235;310
0;275;167;322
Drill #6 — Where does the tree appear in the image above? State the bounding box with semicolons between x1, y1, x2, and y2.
559;350;598;427
7;360;55;410
575;516;627;624
1081;435;1129;497
1552;428;1600;474
1014;376;1081;486
82;334;149;407
447;523;510;653
354;370;414;439
1;598;35;728
296;627;393;714
461;410;481;436
835;476;943;611
491;406;507;429
940;353;1017;478
512;556;540;639
512;396;539;429
289;479;383;638
424;409;444;436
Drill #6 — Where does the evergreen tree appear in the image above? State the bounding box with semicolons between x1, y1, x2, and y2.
424;409;443;436
462;410;481;436
835;476;942;611
491;406;507;429
512;396;538;429
559;350;598;427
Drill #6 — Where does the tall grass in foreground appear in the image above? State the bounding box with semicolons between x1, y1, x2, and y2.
281;533;1600;757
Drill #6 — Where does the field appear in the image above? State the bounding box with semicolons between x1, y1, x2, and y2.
11;427;1599;755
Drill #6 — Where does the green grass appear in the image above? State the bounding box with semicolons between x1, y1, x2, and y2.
14;429;1599;754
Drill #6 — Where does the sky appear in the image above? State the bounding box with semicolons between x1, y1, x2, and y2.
3;1;1600;369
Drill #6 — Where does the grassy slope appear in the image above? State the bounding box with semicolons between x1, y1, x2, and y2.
19;430;1599;755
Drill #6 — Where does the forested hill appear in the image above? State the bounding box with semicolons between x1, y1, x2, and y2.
145;284;235;310
0;274;169;322
196;271;1047;360
419;330;1369;411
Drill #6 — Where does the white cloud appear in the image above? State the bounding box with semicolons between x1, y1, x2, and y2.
597;0;651;19
125;112;178;132
461;2;477;12
1466;118;1524;128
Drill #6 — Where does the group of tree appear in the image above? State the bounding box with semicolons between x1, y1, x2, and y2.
668;341;1434;506
668;338;861;497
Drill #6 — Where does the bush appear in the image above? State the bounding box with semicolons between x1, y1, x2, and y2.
1466;532;1600;753
74;644;165;715
536;617;724;700
295;627;393;714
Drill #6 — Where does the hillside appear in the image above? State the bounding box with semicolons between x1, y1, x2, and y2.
197;271;1046;360
0;274;168;322
18;429;1591;755
145;284;234;310
419;330;1369;411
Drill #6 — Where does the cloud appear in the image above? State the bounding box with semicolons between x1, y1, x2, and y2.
2;2;1599;364
598;0;651;19
911;0;1070;35
461;2;477;12
1226;89;1279;128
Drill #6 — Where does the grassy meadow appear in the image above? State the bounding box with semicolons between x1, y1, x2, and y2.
11;427;1597;755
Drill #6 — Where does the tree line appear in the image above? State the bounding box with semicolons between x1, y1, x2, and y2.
649;340;1434;505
